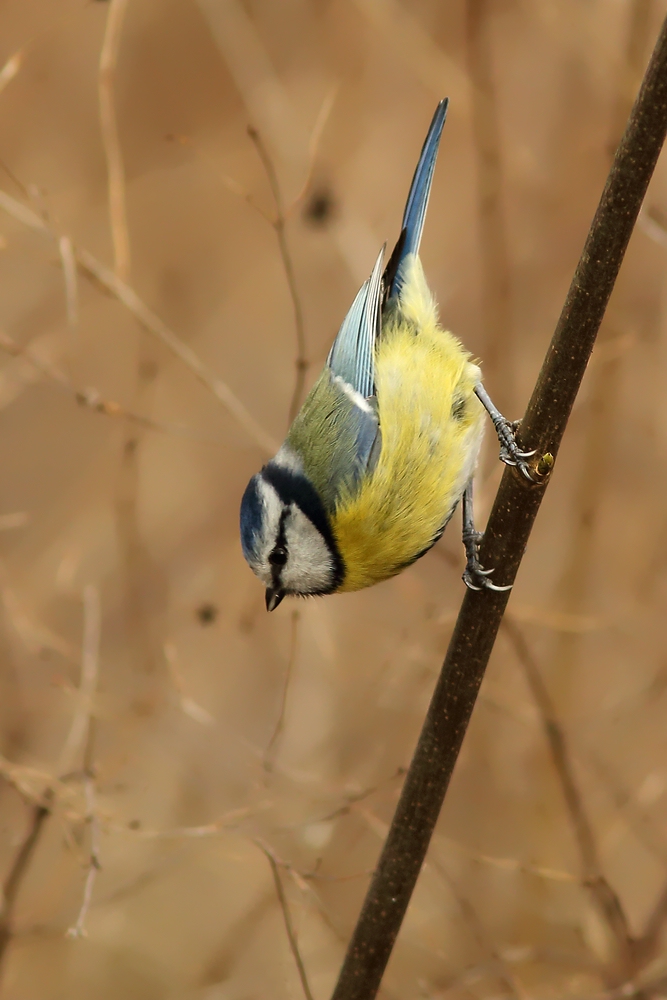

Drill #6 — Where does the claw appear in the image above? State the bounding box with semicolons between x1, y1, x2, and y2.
463;559;513;593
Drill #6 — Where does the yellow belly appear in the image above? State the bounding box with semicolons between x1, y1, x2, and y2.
331;318;485;592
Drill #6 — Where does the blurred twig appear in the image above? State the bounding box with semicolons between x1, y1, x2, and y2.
264;610;299;773
0;331;205;438
248;126;309;424
58;235;78;330
0;189;277;453
351;0;466;104
99;0;131;282
0;50;22;98
501;619;633;976
59;585;101;777
431;856;528;1000
465;0;514;412
64;585;101;938
0;585;101;958
256;841;315;1000
163;642;215;726
0;798;51;962
331;17;667;1000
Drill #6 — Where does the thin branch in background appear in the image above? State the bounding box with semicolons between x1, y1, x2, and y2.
501;619;633;976
109;804;255;840
585;752;667;869
438;834;577;884
0;49;22;102
0;754;78;818
58;235;78;330
465;0;514;413
609;0;654;148
163;642;215;726
264;610;299;773
0;189;277;453
286;86;338;218
330;17;667;999
0;798;51;963
0;512;29;531
247;126;309;424
256;841;315;1000
318;766;405;824
0;559;76;661
358;803;578;887
350;0;467;106
0;331;210;438
431;856;528;1000
75;245;277;451
58;584;101;778
99;0;131;282
66;766;100;938
0;580;100;962
65;584;101;938
636;880;667;965
357;807;527;1000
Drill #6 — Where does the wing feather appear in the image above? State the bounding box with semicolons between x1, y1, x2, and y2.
326;247;385;398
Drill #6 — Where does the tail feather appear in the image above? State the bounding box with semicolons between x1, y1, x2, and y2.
385;98;448;302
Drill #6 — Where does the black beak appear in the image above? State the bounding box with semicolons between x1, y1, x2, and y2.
265;587;285;612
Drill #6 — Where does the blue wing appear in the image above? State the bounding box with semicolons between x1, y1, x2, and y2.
326;246;385;398
386;98;448;301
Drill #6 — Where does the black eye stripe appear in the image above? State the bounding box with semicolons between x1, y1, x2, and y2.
269;545;288;566
260;462;344;591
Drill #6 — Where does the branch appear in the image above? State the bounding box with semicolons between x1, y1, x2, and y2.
65;585;102;939
465;0;514;411
330;16;667;1000
0;189;277;454
247;126;309;424
264;609;299;773
0;331;205;438
257;842;315;1000
0;799;51;963
99;0;131;281
502;618;633;975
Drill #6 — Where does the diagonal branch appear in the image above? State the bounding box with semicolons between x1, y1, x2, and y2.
330;15;667;1000
99;0;131;281
502;618;633;976
247;126;309;424
257;841;315;1000
0;189;277;454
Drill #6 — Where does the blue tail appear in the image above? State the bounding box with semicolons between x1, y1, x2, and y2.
386;98;448;301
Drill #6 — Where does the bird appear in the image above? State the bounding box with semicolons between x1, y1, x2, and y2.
240;99;534;612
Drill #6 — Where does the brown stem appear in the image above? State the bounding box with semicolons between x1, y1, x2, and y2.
330;15;667;1000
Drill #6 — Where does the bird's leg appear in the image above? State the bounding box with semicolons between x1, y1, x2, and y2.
461;478;512;593
474;383;536;482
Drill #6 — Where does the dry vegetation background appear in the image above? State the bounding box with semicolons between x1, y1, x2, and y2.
0;1;666;998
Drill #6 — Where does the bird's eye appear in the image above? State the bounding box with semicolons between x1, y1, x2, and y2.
269;546;288;567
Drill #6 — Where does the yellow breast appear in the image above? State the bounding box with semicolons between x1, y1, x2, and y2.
331;263;485;592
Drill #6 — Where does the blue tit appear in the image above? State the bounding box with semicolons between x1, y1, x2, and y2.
240;99;534;612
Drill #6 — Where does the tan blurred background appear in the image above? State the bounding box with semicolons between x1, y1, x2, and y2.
0;1;666;997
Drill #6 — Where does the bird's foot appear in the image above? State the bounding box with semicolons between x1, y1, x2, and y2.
462;530;512;593
493;418;537;482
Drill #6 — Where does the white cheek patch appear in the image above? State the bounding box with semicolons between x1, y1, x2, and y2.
281;507;336;595
244;479;336;596
245;479;284;587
